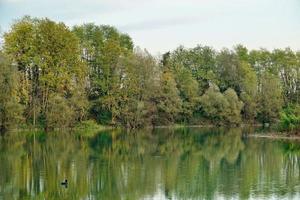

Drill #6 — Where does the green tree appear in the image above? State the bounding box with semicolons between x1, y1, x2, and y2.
168;45;218;94
72;24;133;125
4;17;88;129
279;104;300;133
115;49;161;128
223;88;244;125
239;61;258;121
272;48;299;104
200;84;227;125
155;70;182;125
3;16;35;124
216;48;239;92
0;52;23;131
257;72;283;123
46;94;75;130
200;85;243;125
216;46;258;121
173;67;200;123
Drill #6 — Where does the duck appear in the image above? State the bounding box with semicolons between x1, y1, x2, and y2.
61;179;68;186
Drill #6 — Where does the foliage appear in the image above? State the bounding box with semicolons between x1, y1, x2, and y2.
74;120;108;137
257;72;283;123
116;49;161;128
45;94;75;130
2;15;300;131
199;84;243;125
279;104;300;133
155;70;182;125
4;16;88;130
238;61;258;121
0;52;23;131
167;45;218;94
223;88;244;125
72;23;133;125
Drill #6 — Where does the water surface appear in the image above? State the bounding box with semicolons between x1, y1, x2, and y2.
0;128;299;200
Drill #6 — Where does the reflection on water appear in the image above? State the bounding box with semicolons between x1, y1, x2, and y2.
0;128;299;200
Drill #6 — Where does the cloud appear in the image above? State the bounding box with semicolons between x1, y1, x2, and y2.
1;0;299;53
119;16;202;32
1;0;25;3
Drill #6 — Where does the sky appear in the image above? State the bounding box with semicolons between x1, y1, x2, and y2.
0;0;300;54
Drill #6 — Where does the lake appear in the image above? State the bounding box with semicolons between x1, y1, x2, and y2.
0;127;299;200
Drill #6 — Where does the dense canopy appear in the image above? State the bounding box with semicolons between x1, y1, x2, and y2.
1;16;300;131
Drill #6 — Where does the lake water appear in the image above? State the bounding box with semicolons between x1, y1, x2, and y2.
0;128;299;200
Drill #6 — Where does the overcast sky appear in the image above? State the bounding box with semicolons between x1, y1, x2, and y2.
1;0;300;54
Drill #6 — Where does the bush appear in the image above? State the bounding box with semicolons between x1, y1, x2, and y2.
46;94;75;130
279;105;300;133
200;84;243;126
74;120;107;137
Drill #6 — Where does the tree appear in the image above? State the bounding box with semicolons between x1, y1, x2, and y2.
238;61;258;121
279;104;300;133
168;45;218;94
173;67;199;123
216;48;240;92
200;85;243;125
257;72;283;123
223;88;244;125
0;52;23;131
4;17;88;129
46;94;75;130
3;16;35;124
216;46;258;121
72;24;134;125
3;15;300;128
272;48;299;104
155;70;182;125
200;84;228;124
115;49;161;128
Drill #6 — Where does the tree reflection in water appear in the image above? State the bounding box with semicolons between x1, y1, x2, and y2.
0;128;299;200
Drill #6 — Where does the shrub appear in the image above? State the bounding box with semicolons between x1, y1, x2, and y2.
279;104;300;133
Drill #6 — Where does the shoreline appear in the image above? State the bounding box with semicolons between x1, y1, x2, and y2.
4;124;300;141
246;133;300;140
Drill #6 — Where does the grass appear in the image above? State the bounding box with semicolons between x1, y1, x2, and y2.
73;120;111;137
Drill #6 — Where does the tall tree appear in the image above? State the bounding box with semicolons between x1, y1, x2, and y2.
237;58;258;121
216;46;258;121
4;17;88;129
168;45;218;94
0;52;23;131
72;24;134;124
173;66;199;123
116;49;161;128
200;84;243;125
199;84;229;125
272;48;298;104
155;70;182;125
257;72;283;123
223;88;244;125
239;61;258;121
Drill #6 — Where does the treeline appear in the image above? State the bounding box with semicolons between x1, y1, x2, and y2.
0;16;299;131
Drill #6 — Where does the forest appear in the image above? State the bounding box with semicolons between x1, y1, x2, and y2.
0;16;300;132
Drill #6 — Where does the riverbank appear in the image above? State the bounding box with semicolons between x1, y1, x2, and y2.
247;133;300;140
2;120;112;137
4;122;300;141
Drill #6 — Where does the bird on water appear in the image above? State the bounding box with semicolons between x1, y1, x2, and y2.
61;179;68;186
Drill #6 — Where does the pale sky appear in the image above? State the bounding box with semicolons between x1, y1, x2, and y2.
1;0;300;54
